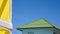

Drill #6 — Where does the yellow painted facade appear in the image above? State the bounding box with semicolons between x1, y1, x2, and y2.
0;0;12;34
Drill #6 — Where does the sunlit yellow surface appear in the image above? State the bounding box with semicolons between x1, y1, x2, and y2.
0;0;3;15
0;0;12;34
0;31;5;34
0;0;3;8
0;28;10;34
0;0;11;22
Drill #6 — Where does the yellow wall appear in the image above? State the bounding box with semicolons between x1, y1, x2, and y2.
0;28;10;34
0;0;11;22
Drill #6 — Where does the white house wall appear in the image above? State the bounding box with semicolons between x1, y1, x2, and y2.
22;28;53;34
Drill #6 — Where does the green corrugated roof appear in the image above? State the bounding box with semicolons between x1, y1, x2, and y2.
17;18;60;30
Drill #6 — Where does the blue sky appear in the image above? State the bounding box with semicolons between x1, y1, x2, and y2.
12;0;60;34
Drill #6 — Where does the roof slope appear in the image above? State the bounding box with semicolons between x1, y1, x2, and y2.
17;18;60;30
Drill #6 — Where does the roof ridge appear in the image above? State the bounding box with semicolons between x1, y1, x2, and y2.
42;19;54;27
44;19;60;30
17;18;60;30
17;18;60;31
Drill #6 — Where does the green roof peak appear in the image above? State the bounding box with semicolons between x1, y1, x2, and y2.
18;18;54;28
17;18;60;30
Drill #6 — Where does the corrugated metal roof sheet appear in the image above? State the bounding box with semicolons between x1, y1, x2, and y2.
17;18;60;30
